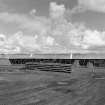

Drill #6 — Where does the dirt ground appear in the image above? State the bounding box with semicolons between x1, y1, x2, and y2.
0;69;105;105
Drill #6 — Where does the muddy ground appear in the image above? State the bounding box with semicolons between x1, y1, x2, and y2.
0;69;105;105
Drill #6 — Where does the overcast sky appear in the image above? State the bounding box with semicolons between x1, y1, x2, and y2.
0;0;105;54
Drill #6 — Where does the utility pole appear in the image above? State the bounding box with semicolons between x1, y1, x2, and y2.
30;53;33;58
70;50;73;59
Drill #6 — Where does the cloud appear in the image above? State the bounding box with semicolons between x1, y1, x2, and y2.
0;33;21;54
77;0;105;13
7;32;40;52
0;2;105;53
42;36;55;46
30;9;36;16
0;34;6;46
0;30;58;54
0;12;51;37
49;2;66;19
83;30;105;46
80;30;105;49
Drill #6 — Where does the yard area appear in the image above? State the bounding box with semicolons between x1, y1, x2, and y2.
0;69;105;105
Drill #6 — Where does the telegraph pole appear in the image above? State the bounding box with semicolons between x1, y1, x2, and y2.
30;53;33;58
70;50;73;59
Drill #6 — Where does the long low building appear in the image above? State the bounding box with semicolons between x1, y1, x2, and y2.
0;53;105;68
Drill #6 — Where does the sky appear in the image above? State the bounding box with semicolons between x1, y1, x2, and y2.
0;0;105;53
